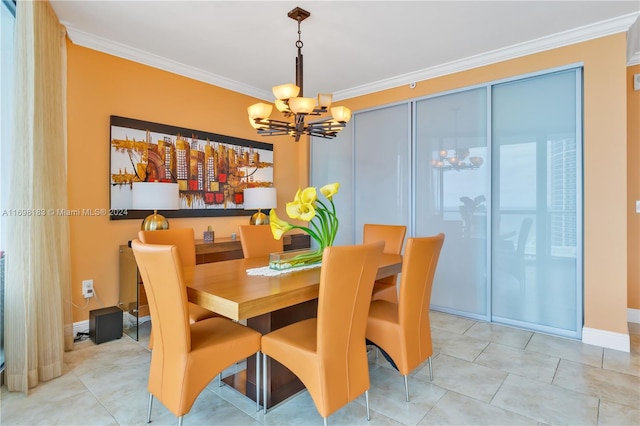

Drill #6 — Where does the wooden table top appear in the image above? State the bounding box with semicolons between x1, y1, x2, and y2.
183;253;402;321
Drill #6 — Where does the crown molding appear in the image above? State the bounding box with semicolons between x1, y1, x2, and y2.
63;12;639;102
63;24;273;101
335;12;640;101
627;13;640;66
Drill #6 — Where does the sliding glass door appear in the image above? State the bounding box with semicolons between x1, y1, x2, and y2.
491;69;582;336
311;66;583;337
415;88;489;318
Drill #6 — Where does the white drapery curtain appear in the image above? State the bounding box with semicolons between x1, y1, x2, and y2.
4;0;72;393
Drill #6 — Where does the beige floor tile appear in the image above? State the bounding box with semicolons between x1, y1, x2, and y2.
363;366;446;425
525;332;603;367
430;311;477;334
180;388;261;426
424;354;507;402
2;381;117;425
464;321;534;349
597;399;640;426
260;390;390;425
418;391;537;425
603;344;640;377
553;359;640;408
492;374;599;425
432;327;489;361
475;342;560;383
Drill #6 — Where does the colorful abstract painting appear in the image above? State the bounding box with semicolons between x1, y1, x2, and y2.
110;116;274;220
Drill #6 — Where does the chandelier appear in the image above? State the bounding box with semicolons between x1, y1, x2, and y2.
247;7;352;142
432;149;484;171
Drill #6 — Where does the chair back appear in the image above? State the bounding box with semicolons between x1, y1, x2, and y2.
138;228;196;267
130;239;192;358
363;224;406;289
397;234;445;369
316;241;384;412
363;224;406;255
238;225;283;258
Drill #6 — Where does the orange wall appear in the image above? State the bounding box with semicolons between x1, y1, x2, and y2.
66;41;306;322
68;34;630;335
628;64;640;311
337;34;629;334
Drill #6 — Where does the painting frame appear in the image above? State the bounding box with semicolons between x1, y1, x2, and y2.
110;115;274;220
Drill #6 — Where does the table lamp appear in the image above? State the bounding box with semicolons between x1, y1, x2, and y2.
132;181;180;230
243;187;277;225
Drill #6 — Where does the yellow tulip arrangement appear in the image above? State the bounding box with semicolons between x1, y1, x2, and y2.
269;182;340;269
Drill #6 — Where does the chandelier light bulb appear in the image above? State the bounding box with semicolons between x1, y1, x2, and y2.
470;156;484;167
248;103;273;120
288;97;316;114
275;99;290;113
317;93;333;109
272;83;300;100
331;106;352;123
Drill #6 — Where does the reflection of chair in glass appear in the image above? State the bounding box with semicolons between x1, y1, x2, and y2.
238;225;283;258
139;229;218;324
365;234;445;402
363;224;406;303
496;218;532;285
131;240;262;425
261;241;384;424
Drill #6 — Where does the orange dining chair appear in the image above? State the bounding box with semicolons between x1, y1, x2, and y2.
139;228;219;324
130;239;262;425
363;224;407;303
365;233;445;402
238;224;283;258
261;241;384;425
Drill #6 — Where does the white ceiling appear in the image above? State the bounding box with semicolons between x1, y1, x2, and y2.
51;1;640;101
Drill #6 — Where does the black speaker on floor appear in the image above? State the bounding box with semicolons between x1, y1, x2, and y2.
89;306;123;344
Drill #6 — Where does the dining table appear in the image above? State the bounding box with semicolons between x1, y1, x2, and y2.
182;252;403;409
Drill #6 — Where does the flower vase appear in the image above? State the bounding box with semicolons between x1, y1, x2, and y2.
269;247;324;271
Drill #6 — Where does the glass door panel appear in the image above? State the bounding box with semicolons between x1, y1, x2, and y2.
311;129;354;246
353;104;411;244
415;88;489;318
491;69;581;336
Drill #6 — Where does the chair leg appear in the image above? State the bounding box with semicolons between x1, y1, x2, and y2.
218;372;222;387
376;347;379;360
147;393;153;423
403;375;409;402
365;390;371;421
323;417;328;426
262;352;268;415
255;352;261;412
428;356;433;381
178;416;183;426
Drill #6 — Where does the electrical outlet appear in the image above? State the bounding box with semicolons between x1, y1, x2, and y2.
636;200;640;213
82;279;94;298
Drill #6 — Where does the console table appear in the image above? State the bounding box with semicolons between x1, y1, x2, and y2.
118;233;310;340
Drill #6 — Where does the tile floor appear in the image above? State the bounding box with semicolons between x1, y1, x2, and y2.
2;312;639;425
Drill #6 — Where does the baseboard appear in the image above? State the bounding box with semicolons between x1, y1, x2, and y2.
582;326;630;352
628;308;640;324
73;320;90;336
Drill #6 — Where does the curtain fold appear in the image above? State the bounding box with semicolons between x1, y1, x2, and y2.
5;0;72;394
